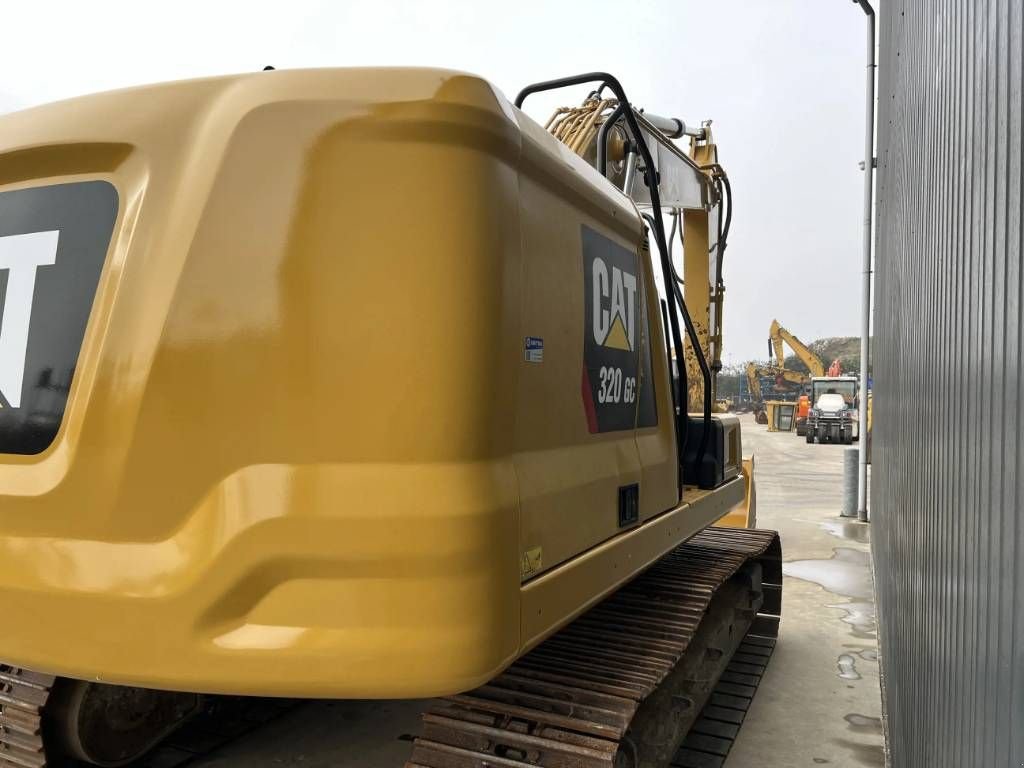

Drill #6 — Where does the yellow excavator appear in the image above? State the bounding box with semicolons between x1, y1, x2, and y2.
745;361;807;424
768;319;825;377
0;68;780;768
746;320;821;425
765;320;826;433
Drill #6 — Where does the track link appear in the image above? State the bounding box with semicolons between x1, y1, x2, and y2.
0;666;55;768
407;527;782;768
675;633;777;767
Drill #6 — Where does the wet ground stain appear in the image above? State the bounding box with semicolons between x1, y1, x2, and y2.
820;519;871;543
783;547;873;600
842;646;878;662
838;654;861;680
828;600;877;640
844;713;883;733
828;714;886;766
784;548;877;641
779;548;884;763
830;738;885;767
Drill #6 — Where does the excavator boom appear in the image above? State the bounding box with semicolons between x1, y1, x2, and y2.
746;362;764;404
768;319;826;377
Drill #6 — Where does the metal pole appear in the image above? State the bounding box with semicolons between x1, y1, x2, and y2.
853;0;875;522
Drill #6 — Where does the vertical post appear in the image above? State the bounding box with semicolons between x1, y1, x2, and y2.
854;0;875;522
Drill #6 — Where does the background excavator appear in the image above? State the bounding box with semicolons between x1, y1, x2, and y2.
767;319;825;378
765;320;863;443
745;361;806;424
768;320;822;434
748;320;851;435
746;320;823;426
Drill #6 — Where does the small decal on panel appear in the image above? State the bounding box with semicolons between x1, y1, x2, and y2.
524;336;544;363
521;546;543;578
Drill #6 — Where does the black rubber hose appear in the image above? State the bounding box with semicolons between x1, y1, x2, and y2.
660;299;681;424
517;72;714;487
667;263;714;482
668;211;684;284
643;212;714;481
668;209;678;262
715;172;733;285
706;169;731;377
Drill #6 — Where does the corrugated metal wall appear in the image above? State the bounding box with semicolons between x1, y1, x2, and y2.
873;1;1024;766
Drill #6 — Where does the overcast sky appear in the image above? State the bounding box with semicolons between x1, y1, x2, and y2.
0;0;874;364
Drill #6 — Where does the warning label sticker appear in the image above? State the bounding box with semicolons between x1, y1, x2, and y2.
524;336;544;363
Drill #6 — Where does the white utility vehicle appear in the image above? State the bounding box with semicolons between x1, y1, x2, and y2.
806;376;859;444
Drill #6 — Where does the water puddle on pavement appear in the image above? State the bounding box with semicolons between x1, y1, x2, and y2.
830;600;877;639
831;738;886;767
820;519;871;543
784;548;878;639
837;654;861;680
842;645;879;662
833;715;886;767
783;547;873;600
844;713;883;733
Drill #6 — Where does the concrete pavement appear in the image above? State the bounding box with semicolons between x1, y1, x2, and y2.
727;414;884;767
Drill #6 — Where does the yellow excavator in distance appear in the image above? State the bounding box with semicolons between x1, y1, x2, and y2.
746;320;823;425
745;361;807;424
767;320;825;433
768;319;826;376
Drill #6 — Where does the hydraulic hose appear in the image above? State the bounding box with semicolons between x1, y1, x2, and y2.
642;212;714;480
517;72;716;488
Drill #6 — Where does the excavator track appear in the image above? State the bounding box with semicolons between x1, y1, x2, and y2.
0;671;294;768
406;526;782;768
0;667;54;768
